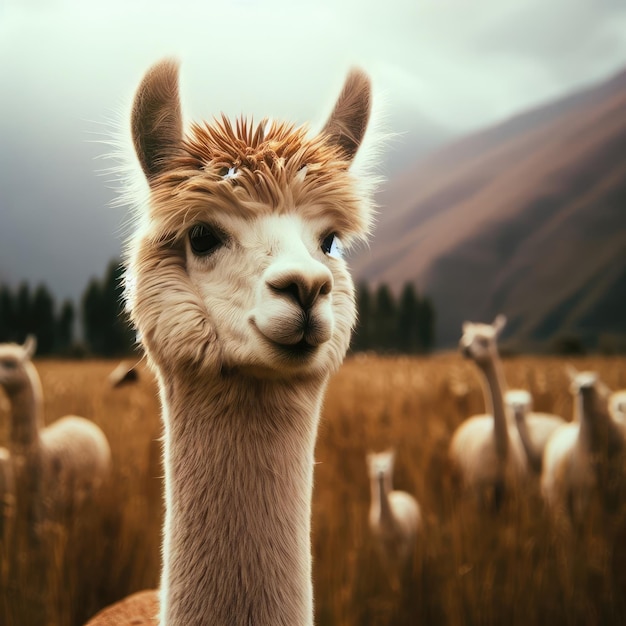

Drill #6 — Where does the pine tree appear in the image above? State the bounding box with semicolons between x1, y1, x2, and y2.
352;282;373;352
0;285;16;342
397;283;420;353
82;260;135;356
56;300;75;353
14;282;32;342
31;284;56;355
83;279;105;355
373;284;396;352
417;296;436;353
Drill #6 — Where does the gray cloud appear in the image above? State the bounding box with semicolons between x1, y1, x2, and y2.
0;0;625;306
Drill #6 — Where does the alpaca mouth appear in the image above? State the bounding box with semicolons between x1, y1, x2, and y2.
274;338;318;360
250;320;320;361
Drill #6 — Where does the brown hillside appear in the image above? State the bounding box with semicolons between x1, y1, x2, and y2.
351;67;626;348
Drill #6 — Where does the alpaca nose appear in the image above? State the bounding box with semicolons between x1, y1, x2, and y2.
266;265;333;310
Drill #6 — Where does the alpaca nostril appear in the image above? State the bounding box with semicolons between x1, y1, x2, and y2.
268;272;333;310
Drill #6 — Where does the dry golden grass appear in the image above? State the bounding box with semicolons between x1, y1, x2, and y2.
1;353;626;625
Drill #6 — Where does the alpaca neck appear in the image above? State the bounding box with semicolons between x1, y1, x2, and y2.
478;354;509;459
372;471;393;526
514;410;542;473
579;391;624;457
8;364;44;450
159;370;327;626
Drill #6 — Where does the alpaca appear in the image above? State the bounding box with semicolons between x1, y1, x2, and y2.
449;315;527;507
366;450;421;587
0;337;112;516
505;389;566;474
85;59;376;626
0;337;112;521
0;337;112;622
108;360;140;388
0;446;15;552
609;389;626;425
541;370;626;529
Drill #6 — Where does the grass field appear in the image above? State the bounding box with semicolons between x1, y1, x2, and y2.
1;353;625;625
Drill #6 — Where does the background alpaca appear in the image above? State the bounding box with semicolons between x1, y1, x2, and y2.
0;446;15;565
0;337;112;521
366;450;422;589
449;315;527;508
506;389;565;474
609;390;626;425
86;59;376;625
108;360;140;388
0;336;112;623
541;370;626;530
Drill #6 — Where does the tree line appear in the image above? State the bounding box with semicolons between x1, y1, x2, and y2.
0;264;436;356
352;282;435;354
0;261;135;356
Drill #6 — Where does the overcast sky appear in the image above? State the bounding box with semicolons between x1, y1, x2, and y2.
1;0;626;305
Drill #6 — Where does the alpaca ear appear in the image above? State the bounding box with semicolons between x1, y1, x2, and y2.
132;59;183;182
23;334;37;359
321;68;371;162
493;314;507;335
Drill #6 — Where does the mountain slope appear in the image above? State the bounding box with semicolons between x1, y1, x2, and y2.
351;67;626;348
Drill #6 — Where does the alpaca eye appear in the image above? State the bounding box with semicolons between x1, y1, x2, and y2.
189;224;223;256
321;233;343;259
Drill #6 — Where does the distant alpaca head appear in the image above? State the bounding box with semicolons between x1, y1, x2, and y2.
610;390;626;422
0;336;37;394
566;367;612;419
367;449;396;479
459;314;506;366
505;389;533;422
125;61;375;380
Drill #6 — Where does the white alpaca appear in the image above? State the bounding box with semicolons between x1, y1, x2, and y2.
541;370;626;528
506;389;566;474
366;450;422;583
609;390;626;425
0;337;111;524
449;315;527;507
85;59;376;625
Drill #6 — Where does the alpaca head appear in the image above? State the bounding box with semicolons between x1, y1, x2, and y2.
459;314;506;366
367;449;396;480
505;389;532;422
125;61;375;380
610;391;626;422
0;336;37;395
566;367;611;420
